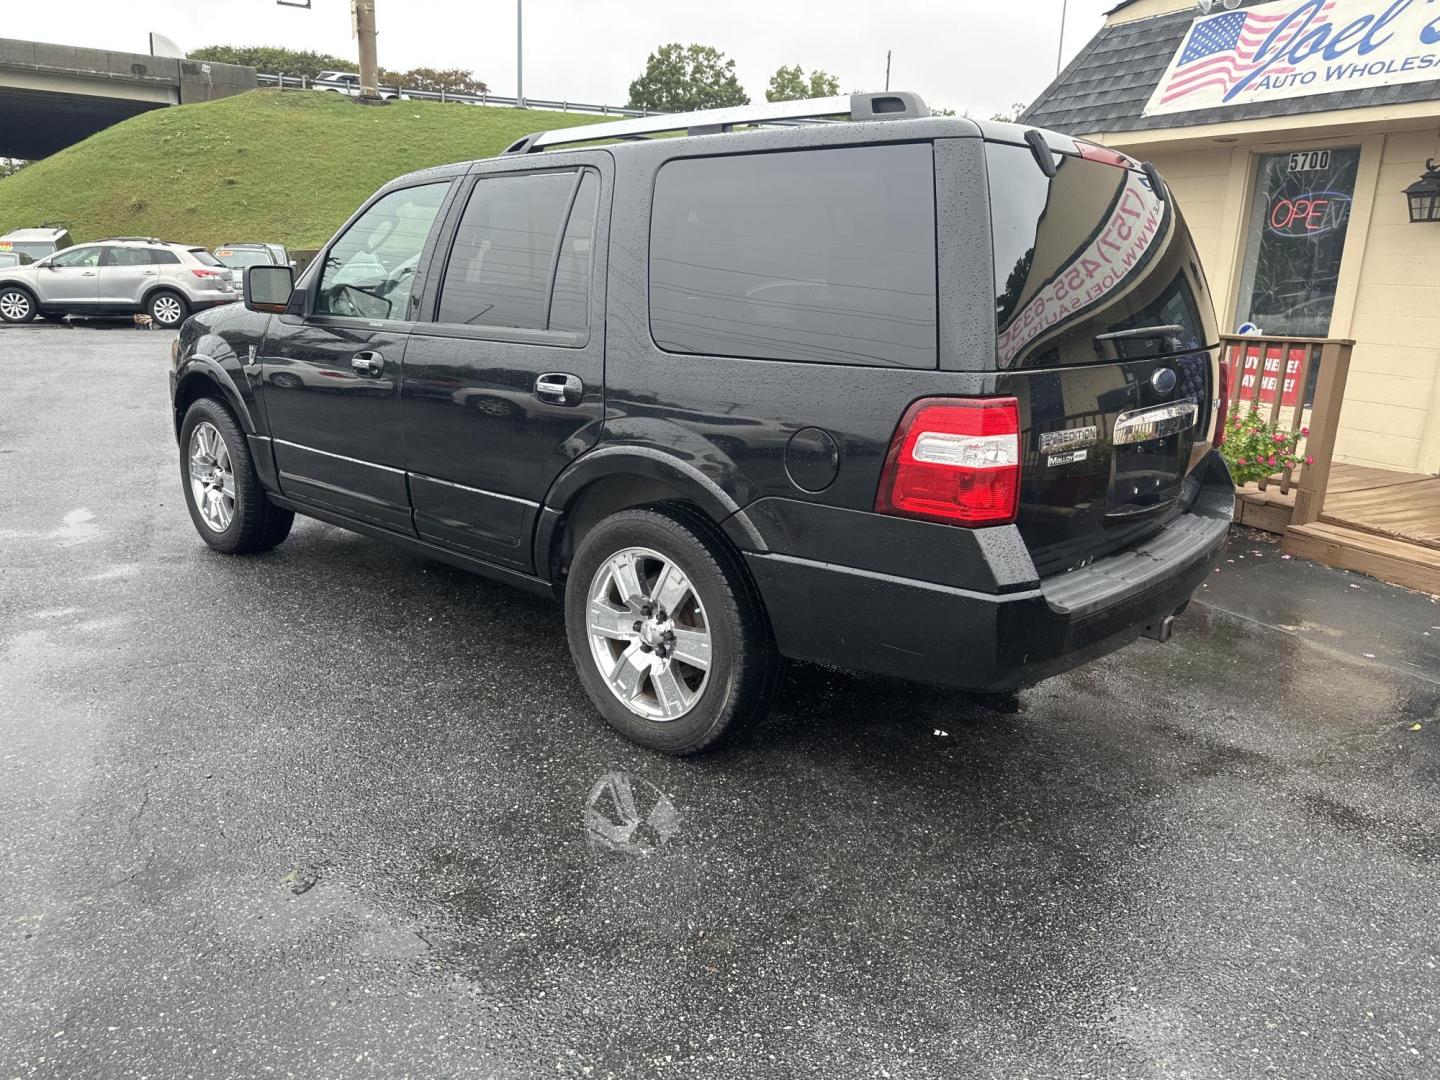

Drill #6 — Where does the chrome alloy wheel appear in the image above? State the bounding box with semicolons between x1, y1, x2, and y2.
586;546;713;721
188;421;235;532
152;294;184;326
0;289;31;321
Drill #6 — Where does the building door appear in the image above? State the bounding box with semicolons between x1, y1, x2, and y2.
1233;147;1360;340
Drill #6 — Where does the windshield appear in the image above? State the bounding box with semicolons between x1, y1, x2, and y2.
0;242;56;260
214;248;273;269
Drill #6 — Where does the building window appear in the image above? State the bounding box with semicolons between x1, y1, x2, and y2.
1233;147;1360;338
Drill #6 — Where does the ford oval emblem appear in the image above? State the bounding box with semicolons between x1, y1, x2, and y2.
1151;367;1177;395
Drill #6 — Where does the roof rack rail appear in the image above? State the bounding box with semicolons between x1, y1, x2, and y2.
503;91;929;154
100;236;164;243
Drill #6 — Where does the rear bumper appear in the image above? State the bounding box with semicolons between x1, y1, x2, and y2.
745;452;1234;691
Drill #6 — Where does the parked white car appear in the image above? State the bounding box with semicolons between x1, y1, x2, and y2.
0;226;72;261
312;70;401;100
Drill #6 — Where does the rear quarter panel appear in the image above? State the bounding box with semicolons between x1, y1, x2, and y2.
598;129;1015;583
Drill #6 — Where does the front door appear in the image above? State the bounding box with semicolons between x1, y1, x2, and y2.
261;180;452;532
401;157;609;569
36;245;105;303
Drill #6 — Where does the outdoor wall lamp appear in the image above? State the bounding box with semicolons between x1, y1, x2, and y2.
1403;159;1440;222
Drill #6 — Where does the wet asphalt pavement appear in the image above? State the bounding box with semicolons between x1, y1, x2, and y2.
2;322;1439;1079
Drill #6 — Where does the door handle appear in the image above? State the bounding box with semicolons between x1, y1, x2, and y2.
81;271;97;277
534;372;583;406
142;270;158;277
350;351;385;376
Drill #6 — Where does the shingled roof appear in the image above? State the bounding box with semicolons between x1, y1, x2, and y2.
1021;1;1440;137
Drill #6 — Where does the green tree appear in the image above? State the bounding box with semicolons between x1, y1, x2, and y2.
627;43;749;112
765;65;840;102
387;67;489;96
989;101;1027;122
189;45;354;81
192;46;489;95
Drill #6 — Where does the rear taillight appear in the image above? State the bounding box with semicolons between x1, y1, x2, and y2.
876;397;1021;527
190;268;223;279
1212;360;1230;448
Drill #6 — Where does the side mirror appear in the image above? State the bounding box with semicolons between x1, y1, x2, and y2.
245;264;294;314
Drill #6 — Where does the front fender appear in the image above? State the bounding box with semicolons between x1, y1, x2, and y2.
172;352;255;439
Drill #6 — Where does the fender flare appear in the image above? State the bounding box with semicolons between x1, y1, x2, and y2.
534;444;767;576
173;353;255;438
0;278;37;298
140;282;188;310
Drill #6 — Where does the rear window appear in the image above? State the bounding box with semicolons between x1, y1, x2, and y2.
987;143;1216;368
214;248;272;268
189;249;223;267
649;144;937;369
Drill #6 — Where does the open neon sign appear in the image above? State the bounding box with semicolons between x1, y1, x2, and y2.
1267;190;1351;236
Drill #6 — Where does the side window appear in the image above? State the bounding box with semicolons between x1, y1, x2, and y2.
435;169;594;331
108;248;156;266
649;144;938;369
316;182;448;321
548;171;600;333
150;249;180;265
50;247;102;269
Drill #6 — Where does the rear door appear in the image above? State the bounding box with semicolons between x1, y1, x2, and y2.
400;154;609;570
101;246;161;305
260;180;453;531
985;141;1221;576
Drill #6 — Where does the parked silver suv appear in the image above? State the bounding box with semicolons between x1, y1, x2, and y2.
0;238;236;327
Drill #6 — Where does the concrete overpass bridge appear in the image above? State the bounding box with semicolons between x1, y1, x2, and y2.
0;38;255;160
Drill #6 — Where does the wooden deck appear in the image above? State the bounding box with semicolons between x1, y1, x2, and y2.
1236;464;1440;594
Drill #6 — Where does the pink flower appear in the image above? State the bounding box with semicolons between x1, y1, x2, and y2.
1237;457;1248;465
1300;426;1310;437
1305;455;1315;465
1268;456;1277;466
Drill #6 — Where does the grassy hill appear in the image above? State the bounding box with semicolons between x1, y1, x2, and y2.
0;90;609;250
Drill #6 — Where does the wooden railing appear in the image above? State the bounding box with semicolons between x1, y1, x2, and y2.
1218;334;1354;526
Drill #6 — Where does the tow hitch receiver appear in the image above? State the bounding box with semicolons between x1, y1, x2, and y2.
1142;614;1177;643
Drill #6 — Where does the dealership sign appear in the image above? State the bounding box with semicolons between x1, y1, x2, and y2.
1144;0;1440;117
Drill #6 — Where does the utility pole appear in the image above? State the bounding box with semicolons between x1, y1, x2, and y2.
1056;0;1069;75
354;0;380;101
884;50;891;92
516;0;525;107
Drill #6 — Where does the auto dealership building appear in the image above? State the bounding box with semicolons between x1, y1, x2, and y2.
1024;0;1440;478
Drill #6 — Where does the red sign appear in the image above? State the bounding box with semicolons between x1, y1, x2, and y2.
1224;342;1304;408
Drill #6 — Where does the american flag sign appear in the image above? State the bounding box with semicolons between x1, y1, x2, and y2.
1138;0;1440;117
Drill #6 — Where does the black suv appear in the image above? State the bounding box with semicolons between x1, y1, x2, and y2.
169;93;1234;754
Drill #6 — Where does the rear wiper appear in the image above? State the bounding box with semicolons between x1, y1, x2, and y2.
1094;324;1184;342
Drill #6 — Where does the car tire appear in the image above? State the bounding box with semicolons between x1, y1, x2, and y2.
179;397;294;555
147;290;189;329
0;285;37;323
564;504;783;755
